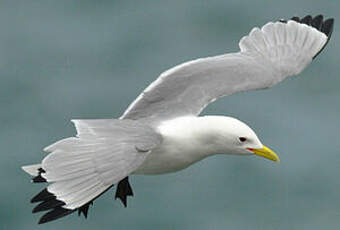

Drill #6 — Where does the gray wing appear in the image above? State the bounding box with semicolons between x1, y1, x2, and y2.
122;15;333;124
39;119;162;209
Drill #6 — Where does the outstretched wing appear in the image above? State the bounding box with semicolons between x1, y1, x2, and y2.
23;119;162;224
122;15;334;123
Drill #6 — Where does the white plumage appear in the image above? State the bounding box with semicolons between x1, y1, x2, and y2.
41;120;161;209
122;19;329;122
22;15;333;224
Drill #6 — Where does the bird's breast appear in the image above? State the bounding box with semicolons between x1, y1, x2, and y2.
134;116;216;175
133;134;208;175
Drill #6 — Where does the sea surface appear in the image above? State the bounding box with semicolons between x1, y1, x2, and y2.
0;1;339;229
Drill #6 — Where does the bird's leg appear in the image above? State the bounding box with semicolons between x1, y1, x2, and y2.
115;177;134;207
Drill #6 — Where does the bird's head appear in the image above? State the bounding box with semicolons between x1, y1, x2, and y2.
198;116;280;162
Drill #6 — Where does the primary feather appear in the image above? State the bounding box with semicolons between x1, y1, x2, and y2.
22;15;334;224
122;16;333;124
23;119;161;223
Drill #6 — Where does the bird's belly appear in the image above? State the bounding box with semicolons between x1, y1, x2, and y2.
133;146;206;175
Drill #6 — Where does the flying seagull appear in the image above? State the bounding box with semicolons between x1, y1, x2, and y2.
22;15;334;224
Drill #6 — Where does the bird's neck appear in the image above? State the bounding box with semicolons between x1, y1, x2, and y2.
157;116;234;156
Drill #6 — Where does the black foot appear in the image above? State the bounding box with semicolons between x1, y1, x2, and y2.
115;177;134;207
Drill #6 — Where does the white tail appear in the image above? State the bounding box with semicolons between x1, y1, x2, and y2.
22;164;42;176
22;119;161;224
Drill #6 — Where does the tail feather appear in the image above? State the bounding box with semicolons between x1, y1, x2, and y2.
22;164;42;176
22;119;161;224
57;180;108;209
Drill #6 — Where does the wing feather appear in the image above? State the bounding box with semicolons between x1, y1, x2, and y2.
23;119;162;222
122;15;333;124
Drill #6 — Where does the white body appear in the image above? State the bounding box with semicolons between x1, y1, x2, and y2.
135;116;262;174
21;15;333;223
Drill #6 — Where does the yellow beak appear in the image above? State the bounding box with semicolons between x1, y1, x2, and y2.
248;145;280;162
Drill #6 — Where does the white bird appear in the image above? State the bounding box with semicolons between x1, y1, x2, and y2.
22;15;334;224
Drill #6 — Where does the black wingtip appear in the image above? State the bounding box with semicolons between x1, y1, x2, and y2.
31;188;55;203
301;15;313;25
33;199;65;213
321;18;334;37
314;17;334;59
31;184;115;224
287;14;334;38
281;14;334;59
311;15;323;30
31;168;47;183
78;201;93;218
290;16;300;22
38;207;75;224
31;187;75;224
32;175;47;183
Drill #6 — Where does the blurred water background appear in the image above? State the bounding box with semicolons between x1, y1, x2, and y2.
0;0;339;229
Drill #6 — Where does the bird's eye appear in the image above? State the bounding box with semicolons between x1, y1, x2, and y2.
239;137;247;142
